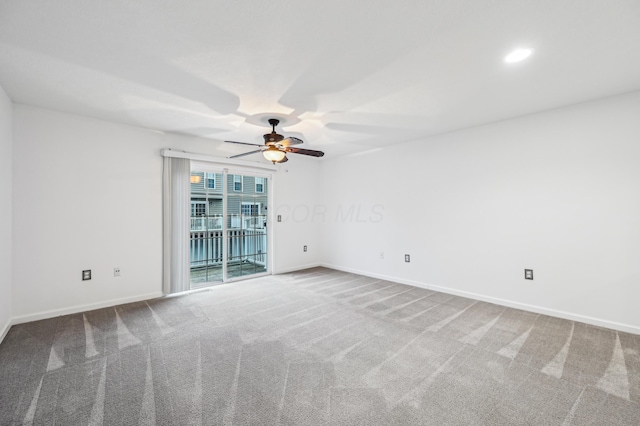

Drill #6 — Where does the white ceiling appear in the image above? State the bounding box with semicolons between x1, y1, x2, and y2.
1;0;640;159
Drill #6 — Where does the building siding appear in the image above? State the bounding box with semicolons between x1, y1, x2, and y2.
191;172;268;219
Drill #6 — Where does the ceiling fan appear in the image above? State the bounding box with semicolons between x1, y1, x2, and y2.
225;119;325;164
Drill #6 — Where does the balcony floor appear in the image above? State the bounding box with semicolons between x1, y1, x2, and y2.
190;261;267;288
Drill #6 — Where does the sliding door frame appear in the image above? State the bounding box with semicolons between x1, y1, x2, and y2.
190;160;274;285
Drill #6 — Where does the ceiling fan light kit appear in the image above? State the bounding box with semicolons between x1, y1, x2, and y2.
225;118;324;164
263;145;287;163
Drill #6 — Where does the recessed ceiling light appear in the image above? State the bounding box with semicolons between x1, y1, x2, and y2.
504;48;533;63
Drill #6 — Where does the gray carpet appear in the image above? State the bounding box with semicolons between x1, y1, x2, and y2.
1;267;639;425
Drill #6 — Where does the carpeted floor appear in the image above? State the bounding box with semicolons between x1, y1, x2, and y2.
1;267;639;425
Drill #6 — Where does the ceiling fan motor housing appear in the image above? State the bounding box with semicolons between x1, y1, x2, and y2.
264;132;284;144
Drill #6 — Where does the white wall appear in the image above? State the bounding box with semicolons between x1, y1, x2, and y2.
273;157;323;273
321;91;640;333
12;105;321;321
0;86;12;339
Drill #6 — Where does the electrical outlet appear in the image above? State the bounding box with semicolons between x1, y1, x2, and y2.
405;254;410;263
82;270;91;281
114;267;121;277
303;245;308;252
525;269;533;280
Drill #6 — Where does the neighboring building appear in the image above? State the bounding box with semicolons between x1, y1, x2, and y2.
190;172;268;230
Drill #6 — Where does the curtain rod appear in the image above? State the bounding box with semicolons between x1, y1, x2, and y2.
160;148;278;171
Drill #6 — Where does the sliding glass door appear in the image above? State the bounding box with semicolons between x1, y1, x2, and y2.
227;174;268;279
189;167;269;288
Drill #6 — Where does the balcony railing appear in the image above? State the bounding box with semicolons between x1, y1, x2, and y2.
190;218;267;269
191;216;221;231
190;215;267;231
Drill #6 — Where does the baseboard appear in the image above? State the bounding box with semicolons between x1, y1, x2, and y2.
319;263;430;290
321;263;640;335
0;317;11;345
273;263;322;275
11;291;164;325
8;266;323;327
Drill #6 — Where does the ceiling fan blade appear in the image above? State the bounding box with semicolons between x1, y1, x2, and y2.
278;155;289;163
284;147;325;157
225;140;264;147
279;136;304;147
229;149;264;159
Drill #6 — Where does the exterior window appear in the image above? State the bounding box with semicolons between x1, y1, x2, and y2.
255;177;265;193
206;173;215;189
233;175;242;192
191;201;206;216
241;203;260;216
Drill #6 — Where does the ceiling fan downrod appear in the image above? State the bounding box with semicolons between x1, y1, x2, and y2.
268;118;280;134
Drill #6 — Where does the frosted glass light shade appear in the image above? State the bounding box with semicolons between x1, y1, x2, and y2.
263;146;286;163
